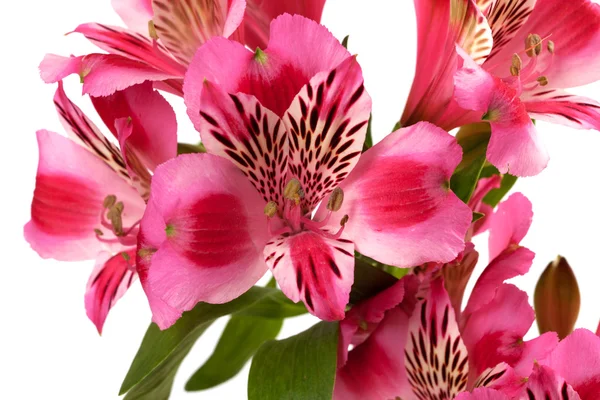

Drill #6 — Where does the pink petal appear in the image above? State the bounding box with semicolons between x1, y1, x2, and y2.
488;192;533;261
524;89;600;130
454;388;510;400
284;56;371;210
184;14;350;122
25;131;145;261
138;154;269;328
196;80;288;204
441;243;480;318
468;175;502;237
112;0;154;34
39;54;83;84
85;249;137;334
334;276;421;400
405;278;470;397
401;0;491;129
242;0;326;49
485;0;600;89
151;0;246;66
523;364;581;400
454;57;549;176
540;329;600;399
53;81;132;185
473;362;527;396
114;117;153;199
90;82;177;171
72;23;184;76
328;122;471;268
264;231;354;321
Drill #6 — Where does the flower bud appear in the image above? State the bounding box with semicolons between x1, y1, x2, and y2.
534;256;580;339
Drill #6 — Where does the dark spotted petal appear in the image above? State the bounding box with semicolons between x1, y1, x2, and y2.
483;0;536;60
524;89;600;131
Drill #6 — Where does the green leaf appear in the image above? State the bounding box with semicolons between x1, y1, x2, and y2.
362;114;373;152
235;290;307;319
482;173;517;207
450;123;491;203
248;322;339;400
472;211;485;223
177;142;206;155
185;315;283;391
120;287;280;400
350;254;399;304
341;35;349;49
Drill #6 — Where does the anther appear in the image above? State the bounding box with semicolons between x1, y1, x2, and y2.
525;34;542;57
148;20;159;40
94;228;104;236
107;201;124;236
547;40;555;54
510;53;522;76
327;187;344;211
103;195;116;209
264;201;278;217
284;178;303;204
537;76;549;86
340;215;349;226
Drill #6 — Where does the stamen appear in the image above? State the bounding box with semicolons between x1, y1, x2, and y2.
103;195;116;209
148;20;159;40
327;187;344;211
547;40;555;54
94;228;104;236
510;54;522;76
264;201;278;217
525;33;542;57
283;178;304;204
537;76;549;86
340;214;349;226
107;201;124;236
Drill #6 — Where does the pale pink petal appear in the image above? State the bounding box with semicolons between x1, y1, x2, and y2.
524;89;600;130
242;0;326;49
454;388;510;400
485;0;600;89
401;0;491;129
327;122;471;268
151;0;246;66
483;0;537;60
334;276;421;400
24;131;145;261
184;14;350;121
39;54;83;83
85;249;137;334
284;56;371;210
405;278;470;396
53;81;131;185
264;231;354;321
523;364;581;400
488;193;533;260
112;0;154;34
72;23;185;76
90;82;177;171
138;154;269;328
473;363;527;396
114;118;153;199
196;80;288;204
454;58;549;176
540;329;600;398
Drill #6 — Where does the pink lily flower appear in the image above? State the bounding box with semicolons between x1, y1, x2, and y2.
24;82;177;333
334;193;558;400
39;0;326;97
136;14;472;329
404;0;600;177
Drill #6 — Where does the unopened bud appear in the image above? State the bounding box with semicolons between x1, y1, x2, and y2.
537;76;549;86
547;40;555;54
525;33;542;57
264;201;278;217
284;179;302;201
103;195;116;209
534;256;580;339
340;214;349;226
327;187;344;211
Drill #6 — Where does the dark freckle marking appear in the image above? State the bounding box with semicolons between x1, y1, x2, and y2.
310;108;319;131
255;103;262;121
306;84;313;99
326;69;336;87
212;130;236;150
345;84;364;112
316;83;324;106
229;94;244;114
304;288;314;310
526;389;535;400
200;111;219;127
296;269;303;290
328;257;341;278
225;149;248;167
334;247;353;257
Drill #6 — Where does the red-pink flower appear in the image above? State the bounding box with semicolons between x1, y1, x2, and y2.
24;82;177;333
334;193;558;400
39;0;326;97
404;0;600;177
136;14;472;329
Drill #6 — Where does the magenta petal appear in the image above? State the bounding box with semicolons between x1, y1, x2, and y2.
285;55;371;210
24;130;145;261
454;388;510;400
242;0;325;49
540;329;600;398
264;231;354;321
524;90;600;131
524;364;581;400
111;0;154;33
331;122;471;268
85;249;137;334
91;82;177;171
488;193;533;260
138;154;268;328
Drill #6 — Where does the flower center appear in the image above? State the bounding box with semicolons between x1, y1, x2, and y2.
264;179;348;240
94;194;141;246
508;33;554;93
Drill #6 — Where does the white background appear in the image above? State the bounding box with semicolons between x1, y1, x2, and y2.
2;1;600;399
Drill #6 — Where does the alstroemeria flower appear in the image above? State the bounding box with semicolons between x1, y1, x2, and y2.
39;0;326;97
334;193;558;400
404;0;600;177
136;14;472;329
24;82;176;333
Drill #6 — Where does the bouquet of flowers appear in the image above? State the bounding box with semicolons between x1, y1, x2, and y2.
26;0;600;398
